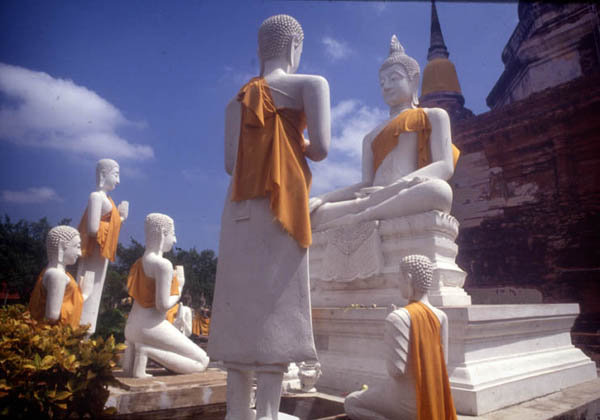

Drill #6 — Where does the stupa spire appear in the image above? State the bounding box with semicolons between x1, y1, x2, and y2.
427;0;449;61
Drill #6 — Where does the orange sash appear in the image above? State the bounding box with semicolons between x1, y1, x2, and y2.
78;196;122;262
371;108;460;173
192;311;201;336
166;303;179;323
126;259;179;309
28;269;84;328
405;302;457;420
231;77;312;248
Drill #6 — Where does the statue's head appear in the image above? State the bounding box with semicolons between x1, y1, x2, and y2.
46;225;81;265
96;159;120;191
144;213;176;253
399;255;433;301
258;14;304;74
379;35;420;108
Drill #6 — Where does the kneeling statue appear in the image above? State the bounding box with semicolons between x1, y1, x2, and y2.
123;213;209;377
344;255;457;420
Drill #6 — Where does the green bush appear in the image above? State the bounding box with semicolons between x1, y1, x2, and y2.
0;305;126;418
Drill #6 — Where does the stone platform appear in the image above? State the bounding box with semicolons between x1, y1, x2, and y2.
106;368;227;418
312;303;597;416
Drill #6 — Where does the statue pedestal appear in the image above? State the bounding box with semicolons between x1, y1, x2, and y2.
312;304;597;416
310;211;471;307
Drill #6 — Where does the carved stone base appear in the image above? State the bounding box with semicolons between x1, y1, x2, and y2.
310;211;471;307
312;304;597;415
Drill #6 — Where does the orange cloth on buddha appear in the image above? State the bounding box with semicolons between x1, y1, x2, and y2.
405;301;457;420
166;303;179;323
78;196;122;262
126;259;179;309
192;311;201;336
28;269;84;329
371;108;460;173
230;77;312;248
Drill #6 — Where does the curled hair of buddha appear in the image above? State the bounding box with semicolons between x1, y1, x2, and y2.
400;255;433;294
258;14;304;62
96;158;119;188
144;213;174;245
380;35;420;80
46;225;80;261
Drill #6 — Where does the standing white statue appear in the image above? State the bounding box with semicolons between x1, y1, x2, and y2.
122;213;209;378
208;14;330;420
29;226;93;328
310;35;459;229
77;158;128;334
344;255;457;420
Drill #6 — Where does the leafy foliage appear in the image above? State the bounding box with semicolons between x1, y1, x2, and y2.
0;305;125;418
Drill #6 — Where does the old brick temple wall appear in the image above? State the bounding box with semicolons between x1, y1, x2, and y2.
450;71;600;331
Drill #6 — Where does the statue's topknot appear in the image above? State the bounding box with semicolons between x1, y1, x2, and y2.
46;225;80;261
400;255;434;294
380;35;420;79
258;14;304;62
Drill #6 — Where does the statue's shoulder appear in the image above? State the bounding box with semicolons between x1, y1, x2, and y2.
386;307;411;327
43;267;68;286
422;107;450;127
287;73;329;91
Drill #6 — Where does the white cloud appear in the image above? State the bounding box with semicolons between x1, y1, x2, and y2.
309;99;387;195
0;63;153;160
2;187;62;204
321;36;352;61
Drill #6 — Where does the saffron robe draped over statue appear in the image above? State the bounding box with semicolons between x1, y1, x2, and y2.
126;259;179;309
371;108;460;173
405;302;457;420
28;270;84;328
208;78;318;366
78;196;122;262
230;77;312;248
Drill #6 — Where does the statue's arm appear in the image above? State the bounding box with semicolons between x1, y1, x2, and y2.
403;108;454;181
43;269;67;322
302;76;330;162
182;306;192;337
224;97;242;175
86;192;103;236
153;259;180;313
384;309;411;378
441;311;449;364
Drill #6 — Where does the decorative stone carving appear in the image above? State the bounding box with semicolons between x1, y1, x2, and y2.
310;35;469;307
77;159;128;334
207;14;330;420
122;213;209;378
344;255;457;420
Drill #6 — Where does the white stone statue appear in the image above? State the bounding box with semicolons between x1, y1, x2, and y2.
310;35;454;230
309;35;469;308
77;158;129;334
28;226;93;328
208;14;330;420
122;213;209;378
344;255;456;420
173;303;193;337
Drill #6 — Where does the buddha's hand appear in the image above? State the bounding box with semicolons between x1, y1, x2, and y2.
309;196;324;213
118;201;129;221
392;176;431;190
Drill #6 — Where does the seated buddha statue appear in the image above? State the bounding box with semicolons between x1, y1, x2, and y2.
344;255;457;420
122;213;209;378
77;158;129;334
310;36;459;230
29;225;93;328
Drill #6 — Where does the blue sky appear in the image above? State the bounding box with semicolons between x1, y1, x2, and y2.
0;1;518;253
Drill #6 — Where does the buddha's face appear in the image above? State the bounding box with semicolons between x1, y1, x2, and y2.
162;226;177;253
101;166;120;191
379;64;414;107
62;235;82;266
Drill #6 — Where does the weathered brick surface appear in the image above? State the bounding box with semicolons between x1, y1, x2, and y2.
451;72;600;331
